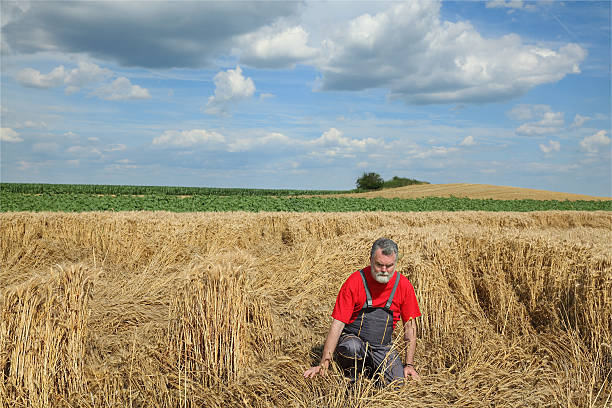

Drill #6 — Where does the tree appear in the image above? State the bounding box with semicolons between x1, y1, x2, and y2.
356;172;384;190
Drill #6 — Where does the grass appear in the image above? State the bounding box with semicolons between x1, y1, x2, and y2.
1;211;611;407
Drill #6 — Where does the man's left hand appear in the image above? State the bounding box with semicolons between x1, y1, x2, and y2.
403;364;421;381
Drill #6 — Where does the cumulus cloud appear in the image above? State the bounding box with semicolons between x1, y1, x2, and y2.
64;61;112;93
460;135;476;146
309;128;380;151
580;130;610;155
17;61;112;93
228;132;291;152
486;0;525;9
539;140;560;155
506;104;551;121
239;25;318;68
14;120;48;129
104;144;126;152
1;127;23;142
205;66;255;115
67;146;102;157
413;146;458;159
152;129;226;148
228;128;381;157
92;77;151;101
571;114;590;128
485;1;537;12
316;1;586;104
17;66;66;88
511;105;564;136
259;93;275;101
2;2;299;68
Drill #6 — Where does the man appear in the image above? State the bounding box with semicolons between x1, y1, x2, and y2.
303;238;421;385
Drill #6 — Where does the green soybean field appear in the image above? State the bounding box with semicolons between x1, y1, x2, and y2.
1;183;610;212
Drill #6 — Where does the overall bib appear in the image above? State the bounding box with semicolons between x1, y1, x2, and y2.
336;269;404;384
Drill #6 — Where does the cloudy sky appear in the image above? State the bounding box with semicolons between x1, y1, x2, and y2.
1;0;610;196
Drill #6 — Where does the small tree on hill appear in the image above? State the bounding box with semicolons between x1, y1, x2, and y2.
356;172;384;190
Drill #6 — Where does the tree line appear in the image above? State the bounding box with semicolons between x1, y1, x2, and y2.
356;173;429;191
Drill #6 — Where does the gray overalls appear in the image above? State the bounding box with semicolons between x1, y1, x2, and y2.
335;269;404;384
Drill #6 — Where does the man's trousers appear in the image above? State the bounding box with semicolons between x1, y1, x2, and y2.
335;333;404;385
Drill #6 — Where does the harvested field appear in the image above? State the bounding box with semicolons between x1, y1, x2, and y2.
339;183;612;201
1;211;611;407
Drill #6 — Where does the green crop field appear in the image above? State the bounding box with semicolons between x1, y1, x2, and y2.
1;183;610;212
0;182;348;196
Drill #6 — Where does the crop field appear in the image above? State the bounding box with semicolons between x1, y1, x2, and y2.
1;211;610;407
339;183;612;201
1;182;611;212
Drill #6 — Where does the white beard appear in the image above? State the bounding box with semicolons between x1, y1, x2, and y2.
372;272;392;284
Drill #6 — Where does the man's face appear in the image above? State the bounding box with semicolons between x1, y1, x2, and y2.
370;248;397;284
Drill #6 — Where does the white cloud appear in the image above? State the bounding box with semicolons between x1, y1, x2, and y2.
485;0;536;13
1;127;23;142
93;77;151;101
460;135;475;146
67;146;102;157
580;130;610;155
539;140;560;155
227;128;381;156
64;60;112;93
486;1;525;9
22;120;48;129
240;25;318;68
152;129;226;148
309;128;380;150
571;114;590;128
17;66;66;88
413;146;458;159
16;61;112;94
104;144;126;152
514;106;564;136
259;93;275;101
64;131;78;138
317;1;586;104
228;132;291;152
507;104;551;121
205;66;255;116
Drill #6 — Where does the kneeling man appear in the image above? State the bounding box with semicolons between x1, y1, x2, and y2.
303;238;421;385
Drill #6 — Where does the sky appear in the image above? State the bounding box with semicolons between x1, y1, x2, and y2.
1;0;610;196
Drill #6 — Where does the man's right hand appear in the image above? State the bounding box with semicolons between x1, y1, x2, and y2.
303;360;329;378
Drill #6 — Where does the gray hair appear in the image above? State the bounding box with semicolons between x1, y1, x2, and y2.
370;238;398;259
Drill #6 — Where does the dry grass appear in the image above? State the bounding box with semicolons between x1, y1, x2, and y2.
0;211;611;407
337;183;612;201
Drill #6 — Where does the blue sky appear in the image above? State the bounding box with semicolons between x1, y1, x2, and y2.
1;0;610;196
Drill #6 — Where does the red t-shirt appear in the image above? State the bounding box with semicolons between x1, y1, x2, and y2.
331;266;420;329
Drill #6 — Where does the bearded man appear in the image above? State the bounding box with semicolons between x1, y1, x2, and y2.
303;238;421;385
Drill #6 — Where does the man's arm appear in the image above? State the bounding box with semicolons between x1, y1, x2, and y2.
303;318;345;378
403;318;421;380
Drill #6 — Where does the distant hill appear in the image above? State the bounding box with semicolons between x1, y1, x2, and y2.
338;183;612;201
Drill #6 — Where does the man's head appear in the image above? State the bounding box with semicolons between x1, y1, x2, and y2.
369;238;398;284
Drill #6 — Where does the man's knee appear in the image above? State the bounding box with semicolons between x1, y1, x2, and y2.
336;334;365;360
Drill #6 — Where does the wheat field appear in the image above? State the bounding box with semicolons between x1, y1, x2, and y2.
1;211;611;407
339;183;612;201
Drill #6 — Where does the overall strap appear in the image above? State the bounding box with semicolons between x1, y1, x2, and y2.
384;272;401;310
358;269;373;309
